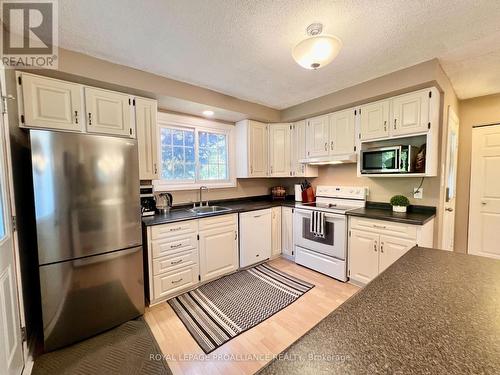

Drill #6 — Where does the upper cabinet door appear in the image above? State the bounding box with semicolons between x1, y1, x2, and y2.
269;123;291;177
329;108;355;155
85;87;133;137
248;121;269;177
135;98;158;180
19;73;83;132
391;90;429;136
360;100;390;141
291;121;306;176
306;115;329;158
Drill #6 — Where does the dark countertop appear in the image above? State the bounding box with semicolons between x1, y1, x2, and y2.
346;201;436;225
259;247;500;375
142;196;296;226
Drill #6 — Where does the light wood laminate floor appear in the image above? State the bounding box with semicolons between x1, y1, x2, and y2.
144;257;360;375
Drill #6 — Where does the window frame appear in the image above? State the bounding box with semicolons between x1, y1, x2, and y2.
153;112;236;191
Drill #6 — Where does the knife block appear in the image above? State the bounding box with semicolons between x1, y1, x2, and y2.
301;187;315;203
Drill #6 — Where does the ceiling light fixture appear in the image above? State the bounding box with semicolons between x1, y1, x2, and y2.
292;23;342;70
202;110;214;117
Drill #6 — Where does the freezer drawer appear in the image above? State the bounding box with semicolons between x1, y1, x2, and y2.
39;246;144;352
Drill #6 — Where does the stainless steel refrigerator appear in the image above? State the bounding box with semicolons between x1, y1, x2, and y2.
30;130;144;352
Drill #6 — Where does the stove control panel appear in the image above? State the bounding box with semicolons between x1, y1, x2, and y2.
316;186;369;200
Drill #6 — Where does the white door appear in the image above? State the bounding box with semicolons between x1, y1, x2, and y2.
239;209;272;267
136;98;158;180
18;73;83;132
349;230;379;284
306;115;329;158
199;226;238;282
469;124;500;259
281;207;294;258
441;108;459;251
379;235;415;273
248;121;268;177
85;87;133;137
0;83;24;375
291;121;307;176
329;108;355;155
271;207;282;257
269;123;291;177
391;90;429;136
359;100;390;140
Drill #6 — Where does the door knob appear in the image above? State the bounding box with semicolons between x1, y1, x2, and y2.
445;207;454;212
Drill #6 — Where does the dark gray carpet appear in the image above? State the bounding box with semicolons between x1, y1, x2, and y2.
32;318;171;375
168;263;314;353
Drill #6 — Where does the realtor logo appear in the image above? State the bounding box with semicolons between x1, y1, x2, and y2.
1;0;58;68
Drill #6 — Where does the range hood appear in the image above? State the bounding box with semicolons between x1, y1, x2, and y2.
300;152;357;165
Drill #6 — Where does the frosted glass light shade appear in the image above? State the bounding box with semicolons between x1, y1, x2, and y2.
292;35;342;70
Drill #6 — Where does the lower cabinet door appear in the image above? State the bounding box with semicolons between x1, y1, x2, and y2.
379;235;416;273
271;207;282;257
349;230;379;284
199;226;238;282
281;207;294;258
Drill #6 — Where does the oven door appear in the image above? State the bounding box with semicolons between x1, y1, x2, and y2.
294;209;346;260
361;146;402;173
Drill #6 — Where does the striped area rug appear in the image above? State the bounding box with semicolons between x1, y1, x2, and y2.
168;263;314;353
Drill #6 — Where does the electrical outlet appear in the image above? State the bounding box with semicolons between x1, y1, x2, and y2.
413;187;423;199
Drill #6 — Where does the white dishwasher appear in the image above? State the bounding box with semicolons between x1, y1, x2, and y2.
239;209;272;268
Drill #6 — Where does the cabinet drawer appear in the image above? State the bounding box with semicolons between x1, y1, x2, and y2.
152;250;198;276
151;233;198;259
151;220;197;240
198;213;237;231
349;217;417;239
153;264;199;300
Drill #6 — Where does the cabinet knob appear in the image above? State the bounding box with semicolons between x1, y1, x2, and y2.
380;242;384;253
384;120;387;131
374;242;377;252
330;141;334;150
74;110;79;124
393;119;397;130
324;142;328;151
88;112;92;125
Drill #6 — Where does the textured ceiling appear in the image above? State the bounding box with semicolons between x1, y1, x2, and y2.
59;0;500;109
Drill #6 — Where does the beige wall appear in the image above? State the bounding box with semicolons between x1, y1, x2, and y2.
455;94;500;253
169;179;278;206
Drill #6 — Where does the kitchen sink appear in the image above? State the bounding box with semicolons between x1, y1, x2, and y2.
189;206;231;215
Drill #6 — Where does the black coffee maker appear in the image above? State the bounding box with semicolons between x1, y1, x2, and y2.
140;185;157;217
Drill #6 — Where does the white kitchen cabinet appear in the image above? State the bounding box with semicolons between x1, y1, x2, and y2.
199;214;238;282
135;97;159;180
391;90;430;136
269;123;291;177
291;121;318;177
235;120;269;177
359;99;390;141
379;234;416;273
281;206;294;259
85;87;134;138
239;209;272;267
271;207;282;257
348;216;434;285
306;115;330;158
329;108;356;155
17;72;84;132
349;230;379;284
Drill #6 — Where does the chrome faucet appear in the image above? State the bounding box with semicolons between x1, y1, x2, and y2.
199;186;209;207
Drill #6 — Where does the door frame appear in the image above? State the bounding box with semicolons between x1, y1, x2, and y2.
440;106;459;250
0;66;27;372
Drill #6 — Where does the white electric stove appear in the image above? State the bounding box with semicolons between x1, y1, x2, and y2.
294;186;368;281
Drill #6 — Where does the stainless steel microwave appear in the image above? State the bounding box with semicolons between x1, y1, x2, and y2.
361;145;419;174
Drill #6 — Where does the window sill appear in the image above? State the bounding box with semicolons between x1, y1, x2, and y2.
153;180;237;191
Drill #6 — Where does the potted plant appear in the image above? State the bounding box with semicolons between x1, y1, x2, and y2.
390;195;410;213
